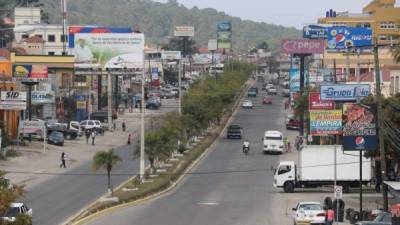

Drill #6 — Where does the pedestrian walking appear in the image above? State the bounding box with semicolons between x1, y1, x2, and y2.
128;133;131;145
85;129;90;144
284;100;289;110
326;207;334;225
113;121;117;131
91;130;96;146
60;152;67;168
287;141;291;152
122;120;126;132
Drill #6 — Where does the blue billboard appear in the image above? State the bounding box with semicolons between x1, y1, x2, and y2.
320;84;371;101
327;27;372;49
303;25;328;39
289;69;309;92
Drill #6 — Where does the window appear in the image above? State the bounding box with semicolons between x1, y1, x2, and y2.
61;35;68;42
48;35;55;42
380;22;395;29
35;34;42;38
379;35;388;41
22;34;29;39
278;165;291;175
48;52;55;56
364;23;371;28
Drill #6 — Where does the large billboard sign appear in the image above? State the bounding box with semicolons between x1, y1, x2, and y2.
309;92;334;110
72;32;145;68
310;110;342;135
289;69;309;92
342;103;377;151
303;24;330;39
174;26;195;37
12;65;48;82
68;26;133;48
217;22;232;49
327;27;372;49
320;84;371;101
281;39;325;54
0;91;27;110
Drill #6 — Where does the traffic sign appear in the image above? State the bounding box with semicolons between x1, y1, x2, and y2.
334;185;343;199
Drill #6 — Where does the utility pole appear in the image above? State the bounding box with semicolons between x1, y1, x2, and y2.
107;69;112;131
61;0;67;55
374;40;388;211
139;53;145;181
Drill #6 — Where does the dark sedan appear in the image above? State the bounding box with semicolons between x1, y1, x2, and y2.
48;131;64;146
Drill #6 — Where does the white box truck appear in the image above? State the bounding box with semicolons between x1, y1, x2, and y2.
273;145;372;193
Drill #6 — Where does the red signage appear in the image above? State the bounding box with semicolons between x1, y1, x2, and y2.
30;65;48;78
281;39;325;54
309;92;334;110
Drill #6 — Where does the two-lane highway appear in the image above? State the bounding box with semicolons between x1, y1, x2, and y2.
86;83;289;225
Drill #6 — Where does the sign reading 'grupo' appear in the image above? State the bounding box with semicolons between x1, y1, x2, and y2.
320;84;371;101
281;38;325;54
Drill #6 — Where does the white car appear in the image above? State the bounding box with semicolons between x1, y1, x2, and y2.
80;120;102;131
292;202;325;225
242;100;253;109
268;87;277;95
263;130;284;154
1;202;32;223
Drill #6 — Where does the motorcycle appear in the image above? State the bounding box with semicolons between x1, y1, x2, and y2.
242;146;249;155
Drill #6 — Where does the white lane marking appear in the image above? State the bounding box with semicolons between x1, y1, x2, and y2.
197;202;219;206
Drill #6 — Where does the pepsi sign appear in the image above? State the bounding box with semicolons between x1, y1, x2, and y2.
327;27;372;49
342;103;377;151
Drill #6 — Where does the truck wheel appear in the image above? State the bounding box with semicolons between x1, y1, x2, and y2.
284;181;294;193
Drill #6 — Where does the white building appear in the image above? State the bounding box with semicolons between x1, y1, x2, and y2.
13;7;69;55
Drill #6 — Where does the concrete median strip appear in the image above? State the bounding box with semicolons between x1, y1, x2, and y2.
65;81;253;225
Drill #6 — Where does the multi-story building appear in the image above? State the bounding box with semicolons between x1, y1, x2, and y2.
13;7;69;56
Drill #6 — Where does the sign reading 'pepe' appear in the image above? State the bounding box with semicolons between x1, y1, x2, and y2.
320;84;371;101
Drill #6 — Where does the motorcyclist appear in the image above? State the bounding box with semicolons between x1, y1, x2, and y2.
243;139;250;152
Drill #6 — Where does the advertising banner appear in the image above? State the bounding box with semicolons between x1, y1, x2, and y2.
289;69;309;92
0;61;12;80
309;92;334;110
208;39;218;51
20;120;45;134
342;103;377;151
72;32;145;68
327;27;372;49
0;91;27;110
320;84;371;101
281;38;325;54
31;91;55;104
161;51;181;60
13;65;48;82
174;26;195;37
30;65;48;78
217;22;232;49
310;110;342;135
303;24;329;39
151;67;159;80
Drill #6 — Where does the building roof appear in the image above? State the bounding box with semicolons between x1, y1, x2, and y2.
24;36;45;44
198;46;224;54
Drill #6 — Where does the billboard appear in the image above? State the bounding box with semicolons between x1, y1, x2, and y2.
208;39;218;51
342;103;377;151
310;110;342;135
309;92;334;110
0;91;27;110
12;65;48;81
217;22;232;49
281;39;325;54
174;26;195;37
327;27;372;49
320;84;371;101
303;24;329;39
32;91;55;104
289;69;309;92
161;51;181;60
68;26;133;48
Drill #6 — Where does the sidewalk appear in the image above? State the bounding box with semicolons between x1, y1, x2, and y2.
0;112;141;190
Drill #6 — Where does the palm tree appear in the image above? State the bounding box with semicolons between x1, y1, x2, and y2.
92;149;122;194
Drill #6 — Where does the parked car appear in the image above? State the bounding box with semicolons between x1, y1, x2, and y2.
1;202;32;224
227;124;243;139
47;131;65;146
146;98;160;109
356;212;392;225
242;100;253;109
161;90;174;99
262;96;272;104
80;120;103;134
46;123;78;140
268;87;277;95
292;202;325;225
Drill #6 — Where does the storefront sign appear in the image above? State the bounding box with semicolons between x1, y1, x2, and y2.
76;101;86;109
342;103;377;151
320;84;371;101
0;91;27;110
309;92;334;110
31;91;55;104
310;110;342;135
13;65;48;82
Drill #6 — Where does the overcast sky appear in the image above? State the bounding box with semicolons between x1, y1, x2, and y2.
154;0;400;28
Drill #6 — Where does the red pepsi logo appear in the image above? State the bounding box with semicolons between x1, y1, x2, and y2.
355;137;365;147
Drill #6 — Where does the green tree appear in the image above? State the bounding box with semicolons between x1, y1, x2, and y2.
0;171;25;216
92;149;122;194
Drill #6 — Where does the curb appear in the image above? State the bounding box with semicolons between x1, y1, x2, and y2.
67;79;252;225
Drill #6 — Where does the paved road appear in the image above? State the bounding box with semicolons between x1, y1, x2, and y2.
24;99;179;225
86;83;289;225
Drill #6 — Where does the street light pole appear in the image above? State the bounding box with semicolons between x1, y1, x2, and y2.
140;53;145;181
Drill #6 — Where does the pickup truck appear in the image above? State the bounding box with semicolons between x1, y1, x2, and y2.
227;124;242;139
